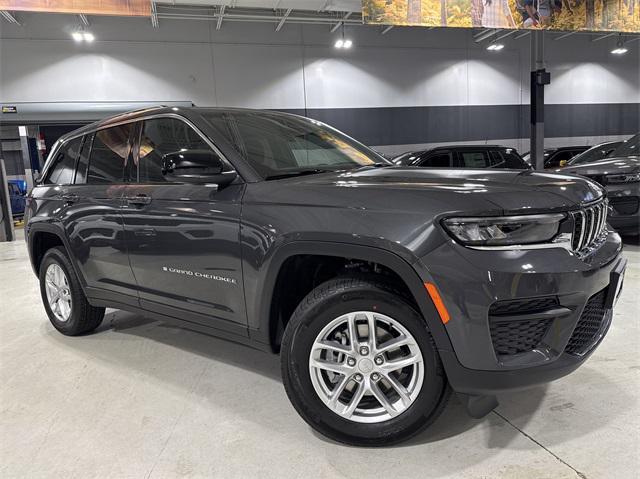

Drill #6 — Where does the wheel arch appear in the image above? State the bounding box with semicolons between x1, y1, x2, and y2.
254;241;453;355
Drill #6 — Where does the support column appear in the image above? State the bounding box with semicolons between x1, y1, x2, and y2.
18;125;35;192
530;31;550;171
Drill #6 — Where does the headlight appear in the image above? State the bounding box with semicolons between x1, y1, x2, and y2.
606;173;640;184
442;213;566;247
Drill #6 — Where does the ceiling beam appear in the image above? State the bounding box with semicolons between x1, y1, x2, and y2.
591;32;616;42
0;10;20;25
275;7;292;32
493;30;516;42
77;13;90;26
330;11;351;32
150;1;159;28
318;1;332;12
473;29;496;43
513;31;531;39
216;4;225;30
381;25;393;34
273;0;281;9
554;31;575;41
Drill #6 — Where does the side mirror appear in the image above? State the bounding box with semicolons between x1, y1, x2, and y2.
161;150;237;186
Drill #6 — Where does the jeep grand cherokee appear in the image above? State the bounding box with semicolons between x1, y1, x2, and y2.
25;107;626;446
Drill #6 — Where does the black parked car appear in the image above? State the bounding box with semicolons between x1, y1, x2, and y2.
393;145;530;169
522;145;591;168
26;107;626;446
559;134;639;236
566;141;623;166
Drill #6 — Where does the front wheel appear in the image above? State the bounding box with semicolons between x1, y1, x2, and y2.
281;276;450;446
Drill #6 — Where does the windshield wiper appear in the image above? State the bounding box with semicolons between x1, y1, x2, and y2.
265;169;334;181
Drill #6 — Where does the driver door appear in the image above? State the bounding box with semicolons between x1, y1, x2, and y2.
120;117;247;332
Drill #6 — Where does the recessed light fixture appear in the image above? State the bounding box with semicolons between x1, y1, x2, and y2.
487;43;504;51
71;31;84;42
83;32;95;42
334;38;344;48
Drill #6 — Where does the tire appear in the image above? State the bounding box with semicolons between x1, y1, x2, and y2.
39;246;105;336
281;275;450;446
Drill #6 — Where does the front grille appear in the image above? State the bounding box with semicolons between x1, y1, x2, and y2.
570;200;608;253
490;318;552;356
565;289;608;356
609;196;639;216
489;296;559;316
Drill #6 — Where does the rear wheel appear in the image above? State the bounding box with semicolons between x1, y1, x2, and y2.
281;276;450;446
39;247;105;336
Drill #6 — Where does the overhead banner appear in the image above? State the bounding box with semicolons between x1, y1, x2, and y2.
363;0;639;32
0;0;151;16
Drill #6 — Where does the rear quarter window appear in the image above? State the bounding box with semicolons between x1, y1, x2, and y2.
45;137;82;185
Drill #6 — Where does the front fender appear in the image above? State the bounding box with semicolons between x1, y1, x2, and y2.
245;238;454;355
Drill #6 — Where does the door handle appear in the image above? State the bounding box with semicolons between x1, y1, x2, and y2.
125;194;152;206
61;193;79;204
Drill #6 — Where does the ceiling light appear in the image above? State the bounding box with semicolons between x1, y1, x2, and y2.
71;31;83;42
343;39;353;49
487;43;504;51
83;32;95;42
334;39;344;48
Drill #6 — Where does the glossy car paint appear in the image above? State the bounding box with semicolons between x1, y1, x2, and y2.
25;107;625;400
560;156;640;235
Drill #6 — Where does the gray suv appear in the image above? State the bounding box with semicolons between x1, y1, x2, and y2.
25;107;626;446
558;134;639;236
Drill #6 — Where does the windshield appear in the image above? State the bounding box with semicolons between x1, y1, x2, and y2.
608;134;640;158
203;111;389;179
568;142;622;165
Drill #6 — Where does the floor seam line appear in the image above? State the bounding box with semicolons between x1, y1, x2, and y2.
492;410;587;479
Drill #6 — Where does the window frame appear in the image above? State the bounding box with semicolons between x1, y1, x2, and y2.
39;113;239;187
419;150;454;168
133;117;232;185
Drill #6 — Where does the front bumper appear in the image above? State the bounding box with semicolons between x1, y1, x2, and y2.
420;229;625;396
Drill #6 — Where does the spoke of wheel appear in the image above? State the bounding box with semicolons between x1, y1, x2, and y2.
369;380;399;417
366;312;377;350
328;375;349;408
377;335;413;354
310;358;350;376
347;313;359;351
381;353;421;372
343;380;366;418
313;340;351;355
46;284;59;302
383;373;412;408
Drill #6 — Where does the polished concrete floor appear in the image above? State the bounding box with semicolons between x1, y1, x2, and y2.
1;228;639;479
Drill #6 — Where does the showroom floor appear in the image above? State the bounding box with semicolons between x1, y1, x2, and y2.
1;228;638;479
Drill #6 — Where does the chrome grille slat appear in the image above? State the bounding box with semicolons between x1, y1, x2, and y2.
571;199;608;256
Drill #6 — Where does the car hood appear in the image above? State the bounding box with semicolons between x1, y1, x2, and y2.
249;167;604;215
558;156;640;176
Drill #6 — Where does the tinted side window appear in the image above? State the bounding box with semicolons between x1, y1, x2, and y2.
420;152;452;167
88;124;133;184
74;134;93;184
45;137;82;185
489;150;529;169
137;118;213;183
459;151;490;168
546;150;572;167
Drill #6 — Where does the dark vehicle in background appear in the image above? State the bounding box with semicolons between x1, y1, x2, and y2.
8;181;25;218
25;107;626;446
567;141;623;166
393;145;530;169
523;146;591;168
560;134;639;236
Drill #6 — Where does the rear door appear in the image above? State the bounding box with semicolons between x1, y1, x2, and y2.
120;117;246;332
62;125;138;305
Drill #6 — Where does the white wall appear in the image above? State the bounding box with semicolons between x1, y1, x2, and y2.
1;13;638;155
